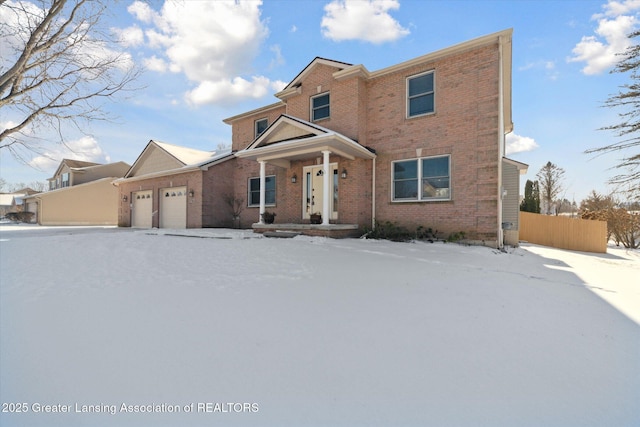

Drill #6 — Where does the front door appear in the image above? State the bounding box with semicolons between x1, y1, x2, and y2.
303;164;338;220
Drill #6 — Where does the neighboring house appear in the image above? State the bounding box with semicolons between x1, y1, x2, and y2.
114;140;235;229
0;188;39;220
117;29;527;247
24;160;130;225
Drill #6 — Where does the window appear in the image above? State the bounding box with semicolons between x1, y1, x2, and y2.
407;71;434;117
311;93;330;121
248;175;276;207
255;118;268;138
61;173;70;188
392;155;450;201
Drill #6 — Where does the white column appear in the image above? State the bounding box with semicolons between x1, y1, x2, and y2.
322;150;330;225
259;161;266;224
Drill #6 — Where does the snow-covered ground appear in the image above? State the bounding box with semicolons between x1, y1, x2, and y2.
1;223;638;427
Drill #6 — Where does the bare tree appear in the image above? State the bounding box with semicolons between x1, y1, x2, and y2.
0;0;141;162
589;30;640;197
536;161;565;215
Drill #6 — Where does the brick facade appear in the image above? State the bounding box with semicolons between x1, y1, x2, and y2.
227;31;511;245
119;30;517;246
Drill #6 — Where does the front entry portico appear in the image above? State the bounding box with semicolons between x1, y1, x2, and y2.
235;114;376;228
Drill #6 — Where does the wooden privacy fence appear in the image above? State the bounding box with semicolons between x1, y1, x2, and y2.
520;212;607;253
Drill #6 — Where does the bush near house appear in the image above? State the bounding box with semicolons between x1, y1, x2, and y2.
6;211;35;223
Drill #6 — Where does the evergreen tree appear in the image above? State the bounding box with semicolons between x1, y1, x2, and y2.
520;179;541;213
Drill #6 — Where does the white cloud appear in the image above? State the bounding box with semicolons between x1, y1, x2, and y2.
321;0;410;44
144;55;168;72
29;136;110;171
506;133;539;155
185;77;286;106
127;1;156;23
112;25;145;47
128;0;281;106
596;0;640;17
569;1;640;75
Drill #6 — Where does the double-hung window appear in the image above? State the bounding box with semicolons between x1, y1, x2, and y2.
61;173;70;188
392;155;450;201
407;71;435;117
248;175;276;207
255;118;268;138
311;93;330;121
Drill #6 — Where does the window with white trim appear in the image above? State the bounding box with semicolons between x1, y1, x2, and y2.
248;175;276;207
407;71;435;117
61;173;70;187
311;92;330;121
392;155;450;201
255;118;268;138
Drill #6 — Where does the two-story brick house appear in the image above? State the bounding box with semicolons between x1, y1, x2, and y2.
117;29;525;247
225;28;525;247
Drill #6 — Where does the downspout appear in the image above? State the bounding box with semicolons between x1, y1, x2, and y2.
497;35;505;249
371;157;376;229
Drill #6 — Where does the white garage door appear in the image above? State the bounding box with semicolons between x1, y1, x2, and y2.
132;190;153;228
160;187;186;229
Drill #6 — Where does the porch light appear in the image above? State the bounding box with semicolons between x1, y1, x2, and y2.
341;168;348;179
189;189;195;197
291;174;297;183
122;195;128;202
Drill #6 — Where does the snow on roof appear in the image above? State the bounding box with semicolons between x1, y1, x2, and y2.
153;140;218;165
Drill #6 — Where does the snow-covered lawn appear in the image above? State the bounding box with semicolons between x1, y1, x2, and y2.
1;224;638;427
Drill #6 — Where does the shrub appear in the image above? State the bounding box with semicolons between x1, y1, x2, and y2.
446;231;466;243
6;211;35;223
415;225;438;242
363;220;413;242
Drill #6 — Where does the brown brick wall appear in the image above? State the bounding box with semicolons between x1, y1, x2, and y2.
367;44;501;242
219;39;503;243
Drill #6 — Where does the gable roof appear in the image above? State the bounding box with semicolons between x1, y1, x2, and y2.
119;140;233;182
125;140;217;178
275;57;353;100
50;159;102;179
236;114;375;168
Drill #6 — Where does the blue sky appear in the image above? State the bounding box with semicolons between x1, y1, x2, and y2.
1;0;639;202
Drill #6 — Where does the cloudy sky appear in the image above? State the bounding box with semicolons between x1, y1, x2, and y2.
1;0;639;202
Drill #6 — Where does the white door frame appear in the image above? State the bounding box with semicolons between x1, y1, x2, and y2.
302;162;338;221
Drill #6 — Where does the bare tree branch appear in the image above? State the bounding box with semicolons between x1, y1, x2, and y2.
591;29;640;193
0;0;142;161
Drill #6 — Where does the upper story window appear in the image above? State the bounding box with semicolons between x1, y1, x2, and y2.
392;155;450;201
407;71;435;118
248;175;276;207
311;93;330;121
255;118;268;138
61;173;70;188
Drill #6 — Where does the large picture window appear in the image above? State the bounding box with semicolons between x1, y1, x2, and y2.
248;175;276;207
407;71;435;117
392;155;450;201
311;93;330;121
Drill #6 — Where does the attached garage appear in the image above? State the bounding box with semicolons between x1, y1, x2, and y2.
132;190;153;228
160;186;186;229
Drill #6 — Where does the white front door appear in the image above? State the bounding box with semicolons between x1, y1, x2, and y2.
303;164;338;220
160;186;187;229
